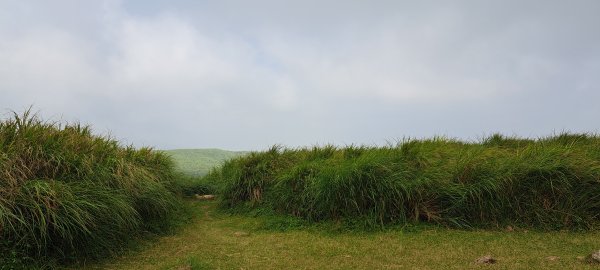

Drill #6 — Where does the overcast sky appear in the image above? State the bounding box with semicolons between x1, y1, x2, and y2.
1;0;599;150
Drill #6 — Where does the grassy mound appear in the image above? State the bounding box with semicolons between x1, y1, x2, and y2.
0;111;180;267
208;134;600;230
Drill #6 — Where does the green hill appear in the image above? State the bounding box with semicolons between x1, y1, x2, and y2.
162;149;246;176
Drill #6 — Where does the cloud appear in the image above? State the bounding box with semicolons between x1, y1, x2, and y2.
1;1;599;150
0;28;101;110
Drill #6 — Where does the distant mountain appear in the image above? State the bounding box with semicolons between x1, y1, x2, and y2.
162;149;246;176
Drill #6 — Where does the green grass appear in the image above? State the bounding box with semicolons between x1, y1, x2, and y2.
82;200;600;270
162;149;246;176
0;110;182;268
208;134;600;230
70;134;600;269
4;109;599;270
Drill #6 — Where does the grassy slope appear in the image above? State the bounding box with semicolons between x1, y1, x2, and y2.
162;149;245;176
86;200;600;270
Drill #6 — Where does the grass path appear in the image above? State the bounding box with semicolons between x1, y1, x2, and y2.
83;200;600;270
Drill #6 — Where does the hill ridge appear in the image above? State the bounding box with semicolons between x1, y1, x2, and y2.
162;148;246;176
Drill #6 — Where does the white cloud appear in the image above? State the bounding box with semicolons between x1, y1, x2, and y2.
0;28;102;110
1;1;599;149
109;16;241;91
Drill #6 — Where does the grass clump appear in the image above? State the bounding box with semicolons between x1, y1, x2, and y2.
208;135;600;230
0;110;181;267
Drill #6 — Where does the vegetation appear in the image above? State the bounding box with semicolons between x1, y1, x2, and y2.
162;149;246;176
174;174;219;197
3;108;598;269
0;111;182;268
84;200;600;270
208;134;600;230
165;149;247;197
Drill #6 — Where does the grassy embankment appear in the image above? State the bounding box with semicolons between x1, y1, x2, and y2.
0;111;184;268
208;134;600;230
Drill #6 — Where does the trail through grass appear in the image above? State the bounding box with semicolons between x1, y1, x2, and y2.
84;200;600;270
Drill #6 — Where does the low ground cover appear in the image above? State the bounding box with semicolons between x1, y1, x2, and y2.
86;200;600;270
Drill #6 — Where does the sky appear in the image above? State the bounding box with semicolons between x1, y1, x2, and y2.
1;0;599;150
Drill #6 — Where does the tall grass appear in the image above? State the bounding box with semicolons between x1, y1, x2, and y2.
0;110;180;266
209;134;600;230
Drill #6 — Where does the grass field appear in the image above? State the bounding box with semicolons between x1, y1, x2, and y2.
162;149;246;176
4;123;600;269
84;200;600;270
